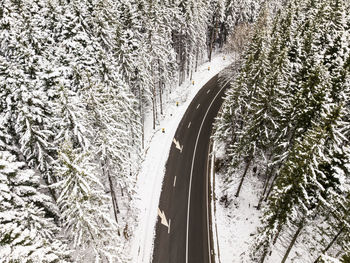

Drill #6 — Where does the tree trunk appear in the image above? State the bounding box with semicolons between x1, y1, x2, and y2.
139;84;144;149
102;159;119;223
186;41;191;78
259;245;269;263
264;172;277;202
108;170;119;223
264;162;283;201
235;156;253;197
209;16;219;62
281;220;304;263
195;46;199;72
314;226;345;263
178;36;183;86
182;48;186;84
178;70;182;86
258;223;282;263
159;81;163;116
273;223;283;245
158;60;163;116
44;176;57;202
152;80;157;130
152;96;156;130
257;166;273;210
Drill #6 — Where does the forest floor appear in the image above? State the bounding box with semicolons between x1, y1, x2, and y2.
128;51;233;263
212;141;263;263
212;142;317;263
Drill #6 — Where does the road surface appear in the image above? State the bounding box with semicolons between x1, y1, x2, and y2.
152;75;226;263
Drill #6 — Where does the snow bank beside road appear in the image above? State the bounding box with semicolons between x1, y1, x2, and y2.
130;53;233;263
212;141;263;263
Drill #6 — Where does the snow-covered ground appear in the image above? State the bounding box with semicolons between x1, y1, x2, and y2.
212;141;263;263
211;142;318;263
129;52;233;263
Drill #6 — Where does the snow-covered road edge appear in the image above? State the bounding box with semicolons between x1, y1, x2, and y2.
130;53;233;263
210;140;221;263
212;140;263;263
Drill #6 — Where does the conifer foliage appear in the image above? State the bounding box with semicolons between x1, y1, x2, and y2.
0;151;69;262
1;0;264;260
215;0;350;261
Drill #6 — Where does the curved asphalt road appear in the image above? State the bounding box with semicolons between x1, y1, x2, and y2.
152;75;226;263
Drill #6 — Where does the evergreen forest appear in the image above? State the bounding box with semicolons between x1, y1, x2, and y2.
0;0;265;262
1;0;349;262
215;0;350;262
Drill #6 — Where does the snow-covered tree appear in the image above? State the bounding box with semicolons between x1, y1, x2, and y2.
246;0;350;261
215;0;350;261
219;0;264;48
54;87;90;152
0;0;62;200
172;0;209;84
0;151;69;262
55;140;126;262
257;100;350;261
214;7;272;195
81;74;140;222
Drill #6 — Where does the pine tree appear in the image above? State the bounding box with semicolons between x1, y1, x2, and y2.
0;151;69;262
54;87;91;151
0;0;61;198
208;0;226;59
221;0;263;44
314;193;350;262
82;75;140;222
214;7;271;196
143;0;178;128
252;99;350;262
172;0;209;84
55;140;126;262
213;0;350;261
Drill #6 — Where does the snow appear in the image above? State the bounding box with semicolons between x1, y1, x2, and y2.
212;141;263;263
129;52;233;263
211;141;333;263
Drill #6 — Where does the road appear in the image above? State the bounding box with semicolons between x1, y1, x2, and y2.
152;75;226;263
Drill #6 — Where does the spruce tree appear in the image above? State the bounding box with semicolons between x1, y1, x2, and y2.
0;151;69;262
55;140;125;262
